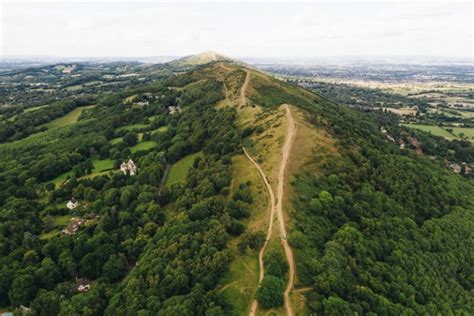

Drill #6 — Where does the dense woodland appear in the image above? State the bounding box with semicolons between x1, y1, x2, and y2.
0;60;473;315
0;67;248;314
289;94;474;314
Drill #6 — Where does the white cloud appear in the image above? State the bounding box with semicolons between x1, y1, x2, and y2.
1;1;472;58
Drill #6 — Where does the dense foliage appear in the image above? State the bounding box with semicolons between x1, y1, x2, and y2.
0;67;244;314
290;95;474;314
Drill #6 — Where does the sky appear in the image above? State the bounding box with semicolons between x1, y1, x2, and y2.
1;0;472;59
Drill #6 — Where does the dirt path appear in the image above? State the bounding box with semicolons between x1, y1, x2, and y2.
278;104;296;316
240;70;250;106
243;147;276;316
245;104;297;316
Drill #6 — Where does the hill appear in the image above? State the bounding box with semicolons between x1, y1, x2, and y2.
167;51;235;68
0;56;472;316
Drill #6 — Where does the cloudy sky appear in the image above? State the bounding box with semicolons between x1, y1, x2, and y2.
1;0;472;58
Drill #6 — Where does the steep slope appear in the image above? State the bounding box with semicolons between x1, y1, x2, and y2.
192;60;474;315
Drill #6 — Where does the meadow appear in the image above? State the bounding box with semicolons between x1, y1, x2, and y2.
401;124;456;140
165;152;203;186
43;105;94;129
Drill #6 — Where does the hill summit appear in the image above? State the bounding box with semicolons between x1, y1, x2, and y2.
168;51;234;68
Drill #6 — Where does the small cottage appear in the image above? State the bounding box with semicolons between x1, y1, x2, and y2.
66;198;78;210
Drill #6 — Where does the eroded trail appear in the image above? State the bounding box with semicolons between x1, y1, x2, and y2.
245;104;296;316
244;147;276;316
240;70;250;106
278;104;296;316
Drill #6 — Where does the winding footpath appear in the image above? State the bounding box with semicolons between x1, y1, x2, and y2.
278;104;296;316
244;147;276;316
240;70;251;106
245;104;296;316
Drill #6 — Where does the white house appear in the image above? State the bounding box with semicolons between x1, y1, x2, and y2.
120;159;137;176
66;198;78;210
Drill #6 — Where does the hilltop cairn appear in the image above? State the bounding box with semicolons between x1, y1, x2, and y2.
120;159;137;176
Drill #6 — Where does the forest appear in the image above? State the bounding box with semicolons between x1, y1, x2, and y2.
289;92;474;314
0;59;472;315
0;68;249;315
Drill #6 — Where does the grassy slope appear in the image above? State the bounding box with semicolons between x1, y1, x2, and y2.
44;105;94;129
115;123;149;132
165;152;203;187
219;154;269;315
130;141;157;153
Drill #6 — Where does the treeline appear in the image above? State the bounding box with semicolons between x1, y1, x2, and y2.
0;97;94;143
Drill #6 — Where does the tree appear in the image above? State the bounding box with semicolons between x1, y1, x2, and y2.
256;275;285;308
318;191;333;208
31;290;60;316
123;133;138;146
309;198;323;214
103;254;128;283
35;258;60;289
9;274;37;306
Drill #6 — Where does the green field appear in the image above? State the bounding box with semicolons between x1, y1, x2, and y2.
40;215;72;240
115;124;148;132
401;124;456;140
152;126;168;134
165;152;203;187
109;137;123;144
48;170;74;188
24;104;49;113
92;158;115;172
44;105;94;129
47;158;114;188
130;141;157;153
451;127;474;140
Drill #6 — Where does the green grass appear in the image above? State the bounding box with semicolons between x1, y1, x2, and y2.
65;84;83;91
40;230;59;240
220;253;259;315
44;105;94;129
40;215;71;240
152;126;168;134
48;170;74;188
130;141;157;153
53;215;72;226
115;124;148;132
24;104;49;113
165;152;203;186
92;158;115;173
401;124;456;140
451;127;474;140
47;158;114;188
109;137;123;145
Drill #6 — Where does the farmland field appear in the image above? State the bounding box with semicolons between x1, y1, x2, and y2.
165;152;203;187
451;127;474;140
401;124;456;140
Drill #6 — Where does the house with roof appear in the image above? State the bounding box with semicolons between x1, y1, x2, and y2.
66;198;78;210
75;277;91;292
120;159;137;176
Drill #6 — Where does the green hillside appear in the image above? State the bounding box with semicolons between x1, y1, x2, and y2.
0;55;472;315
